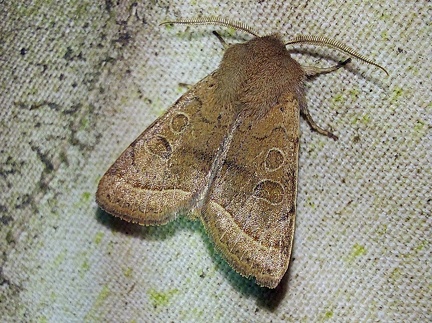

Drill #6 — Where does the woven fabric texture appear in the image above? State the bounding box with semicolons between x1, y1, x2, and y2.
1;1;430;322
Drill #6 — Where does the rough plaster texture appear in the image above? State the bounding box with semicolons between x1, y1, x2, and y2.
0;1;430;322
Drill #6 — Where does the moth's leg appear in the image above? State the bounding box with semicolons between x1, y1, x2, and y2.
300;103;338;140
212;31;229;49
302;58;351;77
178;82;193;89
300;58;351;140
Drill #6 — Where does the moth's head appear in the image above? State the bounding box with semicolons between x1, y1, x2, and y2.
224;34;293;64
216;35;305;113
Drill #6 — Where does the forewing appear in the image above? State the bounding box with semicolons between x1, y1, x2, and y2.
201;92;300;288
96;72;234;225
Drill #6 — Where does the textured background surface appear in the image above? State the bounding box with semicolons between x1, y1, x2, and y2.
1;1;431;322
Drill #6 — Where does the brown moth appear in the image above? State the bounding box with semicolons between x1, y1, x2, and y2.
96;18;387;288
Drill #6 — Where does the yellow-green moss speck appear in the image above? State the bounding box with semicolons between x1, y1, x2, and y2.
81;191;91;202
149;288;179;308
94;232;104;244
324;310;333;319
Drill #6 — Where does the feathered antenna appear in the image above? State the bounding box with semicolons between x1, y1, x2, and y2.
161;17;388;75
160;17;259;37
285;35;389;75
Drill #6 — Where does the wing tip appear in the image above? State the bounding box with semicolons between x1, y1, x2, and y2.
201;201;290;289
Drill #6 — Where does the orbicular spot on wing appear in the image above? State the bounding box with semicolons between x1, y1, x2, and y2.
264;148;284;172
170;112;190;134
145;135;172;159
253;179;284;205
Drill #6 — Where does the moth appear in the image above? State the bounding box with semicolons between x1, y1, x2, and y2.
96;18;387;288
